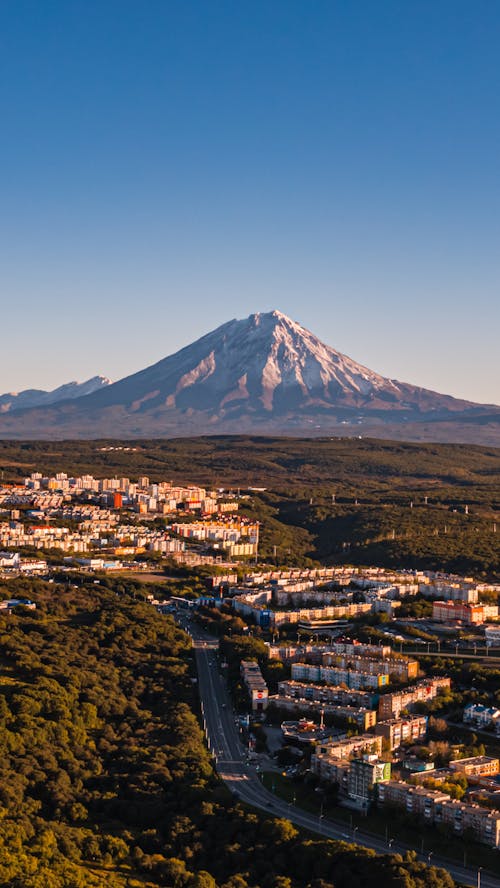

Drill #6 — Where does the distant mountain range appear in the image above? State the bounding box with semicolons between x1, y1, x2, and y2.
0;311;498;444
0;376;111;414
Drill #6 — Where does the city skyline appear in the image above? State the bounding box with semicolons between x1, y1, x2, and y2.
1;1;499;404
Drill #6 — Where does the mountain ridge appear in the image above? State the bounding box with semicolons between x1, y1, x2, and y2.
0;311;497;443
0;375;111;414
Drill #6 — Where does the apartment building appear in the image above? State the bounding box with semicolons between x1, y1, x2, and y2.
240;661;268;713
268;642;393;663
271;694;377;730
277;680;378;709
432;600;499;624
438;799;500;848
378;781;448;821
291;662;389;690
378;780;500;848
378;678;451;720
348;757;392;804
322;652;419;683
314;732;383;762
450;756;499;778
310;755;351;788
374;715;428;750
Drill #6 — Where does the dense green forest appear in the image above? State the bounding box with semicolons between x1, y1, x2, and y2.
0;577;457;887
1;437;499;496
0;437;499;574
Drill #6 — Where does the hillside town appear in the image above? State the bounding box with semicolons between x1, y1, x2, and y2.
1;469;500;861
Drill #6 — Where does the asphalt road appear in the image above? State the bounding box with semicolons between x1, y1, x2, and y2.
176;612;499;888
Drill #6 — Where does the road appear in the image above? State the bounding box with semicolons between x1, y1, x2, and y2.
176;612;499;888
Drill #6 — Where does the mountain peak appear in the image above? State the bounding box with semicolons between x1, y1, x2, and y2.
0;311;496;442
78;310;475;419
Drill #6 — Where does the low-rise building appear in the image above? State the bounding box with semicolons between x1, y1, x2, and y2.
463;704;500;729
484;624;500;647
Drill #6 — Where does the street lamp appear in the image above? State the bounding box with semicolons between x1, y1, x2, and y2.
318;810;324;834
477;866;482;888
388;838;394;850
427;852;433;864
352;826;359;841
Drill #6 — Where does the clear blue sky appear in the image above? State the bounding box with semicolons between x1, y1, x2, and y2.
1;1;498;403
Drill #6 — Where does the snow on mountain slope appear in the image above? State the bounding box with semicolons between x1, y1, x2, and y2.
0;376;111;413
0;311;495;441
79;309;474;416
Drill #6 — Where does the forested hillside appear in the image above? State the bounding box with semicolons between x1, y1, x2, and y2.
0;578;456;887
0;437;498;574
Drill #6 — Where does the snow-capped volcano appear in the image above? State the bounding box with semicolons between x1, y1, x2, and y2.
0;311;497;442
77;309;473;416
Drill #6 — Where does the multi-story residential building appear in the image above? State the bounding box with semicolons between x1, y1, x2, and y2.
310;755;351;789
378;678;451;720
240;661;268;713
313;733;383;764
277;680;378;709
270;694;377;730
348;757;392;804
328;641;394;659
269;603;372;627
378;781;500;848
291;662;389;690
449;756;499;778
432;600;499;624
378;781;448;821
438;798;500;847
374;715;428;750
322;652;419;683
